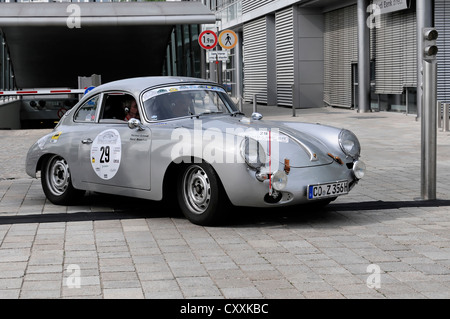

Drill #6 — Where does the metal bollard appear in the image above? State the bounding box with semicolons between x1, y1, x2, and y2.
253;94;257;114
437;101;442;129
291;83;296;117
444;103;450;132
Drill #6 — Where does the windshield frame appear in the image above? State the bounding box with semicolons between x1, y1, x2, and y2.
140;83;238;122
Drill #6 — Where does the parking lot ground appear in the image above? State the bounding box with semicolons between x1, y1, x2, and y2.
0;104;450;300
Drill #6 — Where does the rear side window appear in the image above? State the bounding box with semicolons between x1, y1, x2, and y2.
74;95;100;122
101;93;138;121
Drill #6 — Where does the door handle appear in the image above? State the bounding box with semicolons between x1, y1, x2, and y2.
81;138;93;144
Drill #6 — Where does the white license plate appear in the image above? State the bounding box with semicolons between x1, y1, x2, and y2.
308;181;349;200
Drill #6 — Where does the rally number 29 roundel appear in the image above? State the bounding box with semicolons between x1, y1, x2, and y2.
90;129;122;180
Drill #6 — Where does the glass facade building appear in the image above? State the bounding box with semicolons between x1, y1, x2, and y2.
0;31;15;93
0;0;209;129
0;0;204;89
163;24;203;78
203;0;449;115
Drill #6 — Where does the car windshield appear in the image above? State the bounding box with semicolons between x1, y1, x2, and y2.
142;85;237;121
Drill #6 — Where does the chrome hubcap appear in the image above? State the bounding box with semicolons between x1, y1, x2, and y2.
47;157;70;196
183;166;211;214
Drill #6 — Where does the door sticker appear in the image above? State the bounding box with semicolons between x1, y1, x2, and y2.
91;129;122;180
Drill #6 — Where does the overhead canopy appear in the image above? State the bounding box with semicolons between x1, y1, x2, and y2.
0;2;216;89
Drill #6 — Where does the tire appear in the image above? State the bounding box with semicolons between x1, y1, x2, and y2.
41;155;85;205
177;163;227;226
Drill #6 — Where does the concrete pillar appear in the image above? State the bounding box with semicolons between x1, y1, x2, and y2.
234;32;243;101
357;0;371;113
266;15;277;106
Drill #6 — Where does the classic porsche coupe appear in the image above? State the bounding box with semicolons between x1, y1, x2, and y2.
26;77;365;225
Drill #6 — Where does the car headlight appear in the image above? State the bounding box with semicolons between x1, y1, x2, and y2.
339;129;361;159
241;137;266;169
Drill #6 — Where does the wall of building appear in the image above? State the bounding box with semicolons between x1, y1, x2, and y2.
1;32;15;92
242;4;325;108
323;5;358;109
296;7;324;109
0;100;21;130
243;16;269;103
276;6;295;107
436;0;450;103
163;24;203;79
211;0;450;114
322;3;420;113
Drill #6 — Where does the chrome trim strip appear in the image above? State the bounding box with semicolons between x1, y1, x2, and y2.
280;130;319;162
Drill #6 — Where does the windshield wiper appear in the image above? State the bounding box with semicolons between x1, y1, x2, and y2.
194;111;224;118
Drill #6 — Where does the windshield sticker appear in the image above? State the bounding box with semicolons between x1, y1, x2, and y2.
142;91;157;102
90;129;122;180
143;85;226;102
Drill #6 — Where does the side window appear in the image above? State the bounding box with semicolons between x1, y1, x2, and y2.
101;93;138;121
74;95;100;122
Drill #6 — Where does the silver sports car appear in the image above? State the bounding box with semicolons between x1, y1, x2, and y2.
26;76;366;225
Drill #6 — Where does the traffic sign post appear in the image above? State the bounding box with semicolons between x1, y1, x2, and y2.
199;30;218;50
218;30;238;50
199;30;219;83
207;51;228;63
199;29;238;85
420;28;439;201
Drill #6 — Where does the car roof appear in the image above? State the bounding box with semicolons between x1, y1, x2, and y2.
85;76;217;99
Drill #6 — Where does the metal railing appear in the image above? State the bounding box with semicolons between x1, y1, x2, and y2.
215;0;242;25
437;101;450;132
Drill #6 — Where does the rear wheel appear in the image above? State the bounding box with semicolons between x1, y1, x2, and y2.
41;155;85;205
177;163;227;226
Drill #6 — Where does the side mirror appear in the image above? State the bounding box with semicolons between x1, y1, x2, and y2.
128;118;146;131
251;112;263;121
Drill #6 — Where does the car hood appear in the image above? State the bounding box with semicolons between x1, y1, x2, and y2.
175;115;334;168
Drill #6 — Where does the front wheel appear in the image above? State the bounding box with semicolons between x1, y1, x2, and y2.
177;163;227;226
41;155;85;205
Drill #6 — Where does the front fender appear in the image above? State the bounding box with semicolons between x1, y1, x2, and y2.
25;132;56;178
281;122;350;160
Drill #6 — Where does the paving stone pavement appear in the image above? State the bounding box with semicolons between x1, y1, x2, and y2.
0;104;450;299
